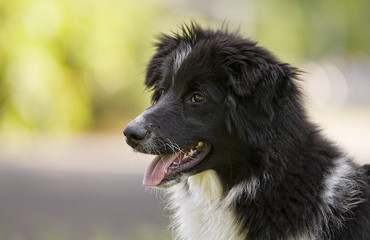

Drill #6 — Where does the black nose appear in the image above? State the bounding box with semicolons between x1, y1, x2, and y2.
123;124;148;146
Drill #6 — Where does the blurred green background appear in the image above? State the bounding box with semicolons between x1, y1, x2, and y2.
0;0;369;239
0;0;369;135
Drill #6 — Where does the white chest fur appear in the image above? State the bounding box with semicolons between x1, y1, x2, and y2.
166;170;247;240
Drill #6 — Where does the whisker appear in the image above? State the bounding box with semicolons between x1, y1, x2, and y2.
166;138;190;158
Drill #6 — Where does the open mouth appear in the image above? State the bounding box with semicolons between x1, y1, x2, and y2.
143;141;211;187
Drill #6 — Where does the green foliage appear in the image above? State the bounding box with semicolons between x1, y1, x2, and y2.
254;0;370;62
0;0;166;134
0;0;368;134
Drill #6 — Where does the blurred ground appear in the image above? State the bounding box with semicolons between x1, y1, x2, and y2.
0;168;170;240
0;105;369;240
0;134;171;240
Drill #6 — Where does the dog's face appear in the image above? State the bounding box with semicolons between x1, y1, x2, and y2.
124;43;231;187
124;24;298;188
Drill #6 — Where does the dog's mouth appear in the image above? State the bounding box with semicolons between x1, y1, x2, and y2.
143;141;211;187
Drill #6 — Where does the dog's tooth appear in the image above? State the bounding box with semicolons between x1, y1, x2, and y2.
188;149;196;156
196;142;204;151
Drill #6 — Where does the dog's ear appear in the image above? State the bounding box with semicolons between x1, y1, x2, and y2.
221;43;299;147
220;41;290;98
145;34;180;88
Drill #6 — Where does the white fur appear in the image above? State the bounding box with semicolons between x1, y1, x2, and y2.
319;156;365;232
286;156;365;240
166;170;248;240
164;156;365;240
224;176;260;207
173;45;192;76
323;156;360;207
130;106;154;126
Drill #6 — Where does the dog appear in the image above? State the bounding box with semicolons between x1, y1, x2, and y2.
123;23;370;240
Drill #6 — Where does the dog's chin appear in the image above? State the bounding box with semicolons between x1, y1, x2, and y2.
141;141;212;188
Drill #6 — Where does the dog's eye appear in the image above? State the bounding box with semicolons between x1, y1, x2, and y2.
191;93;205;103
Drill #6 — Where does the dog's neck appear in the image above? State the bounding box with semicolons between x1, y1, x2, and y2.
166;170;248;240
165;154;365;240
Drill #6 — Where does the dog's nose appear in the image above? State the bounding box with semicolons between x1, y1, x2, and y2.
123;124;148;145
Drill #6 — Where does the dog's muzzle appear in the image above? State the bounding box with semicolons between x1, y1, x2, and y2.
123;121;149;147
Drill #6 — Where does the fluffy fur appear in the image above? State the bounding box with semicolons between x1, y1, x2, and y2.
124;23;370;240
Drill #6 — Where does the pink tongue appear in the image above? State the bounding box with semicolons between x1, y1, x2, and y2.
143;153;179;186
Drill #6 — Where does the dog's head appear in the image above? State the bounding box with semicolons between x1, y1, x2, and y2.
124;23;300;188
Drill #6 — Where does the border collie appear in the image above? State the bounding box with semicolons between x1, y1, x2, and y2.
124;23;370;240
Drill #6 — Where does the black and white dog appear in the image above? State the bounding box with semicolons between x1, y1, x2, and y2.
124;23;370;240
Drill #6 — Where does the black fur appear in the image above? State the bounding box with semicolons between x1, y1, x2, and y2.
124;23;370;239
